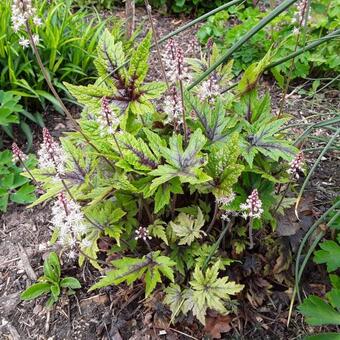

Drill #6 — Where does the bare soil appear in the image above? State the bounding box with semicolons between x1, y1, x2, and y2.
1;7;339;340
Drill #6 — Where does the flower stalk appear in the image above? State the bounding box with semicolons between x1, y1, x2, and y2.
12;143;38;185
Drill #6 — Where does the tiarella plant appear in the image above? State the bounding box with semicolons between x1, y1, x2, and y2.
21;25;306;325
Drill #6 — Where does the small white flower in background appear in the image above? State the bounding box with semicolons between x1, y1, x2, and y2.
32;33;39;45
51;192;86;247
18;36;30;48
198;75;221;103
33;16;42;26
98;96;119;136
11;0;39;31
287;152;304;180
67;249;77;260
240;189;263;219
12;142;28;163
164;86;183;126
292;27;300;36
135;227;152;241
38;128;66;175
216;192;236;207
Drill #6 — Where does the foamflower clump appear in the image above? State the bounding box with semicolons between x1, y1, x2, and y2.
12;142;28;163
240;189;263;219
11;0;41;32
51;192;87;249
38;128;66;175
135;227;152;241
287;152;304;180
98;97;120;135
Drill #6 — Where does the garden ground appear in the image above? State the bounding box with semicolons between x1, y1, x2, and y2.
1;7;339;340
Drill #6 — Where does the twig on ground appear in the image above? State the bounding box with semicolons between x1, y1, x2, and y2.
17;243;37;281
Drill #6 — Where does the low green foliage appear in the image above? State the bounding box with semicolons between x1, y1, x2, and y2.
0;90;43;149
0;0;112;141
299;201;340;336
0;150;36;212
21;252;81;308
72;0;227;14
197;0;340;80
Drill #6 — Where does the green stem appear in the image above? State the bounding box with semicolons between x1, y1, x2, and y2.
206;201;218;234
203;219;233;271
19;156;38;185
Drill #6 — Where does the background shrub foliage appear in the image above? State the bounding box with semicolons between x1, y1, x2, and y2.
25;24;303;324
0;0;109;143
198;0;340;81
74;0;226;13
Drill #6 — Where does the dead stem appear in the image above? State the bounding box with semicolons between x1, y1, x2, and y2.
179;79;188;143
248;218;254;249
206;200;219;234
144;0;170;90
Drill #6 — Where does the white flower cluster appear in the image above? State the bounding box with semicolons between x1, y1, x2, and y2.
18;33;39;48
161;39;191;84
135;227;152;241
12;0;42;50
98;96;119;135
12;0;35;31
240;189;263;219
12;142;28;163
11;0;42;31
164;86;183;127
51;192;86;249
197;75;221;103
38;128;66;175
287;152;304;180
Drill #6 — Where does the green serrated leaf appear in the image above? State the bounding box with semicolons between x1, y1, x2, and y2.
299;295;340;326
